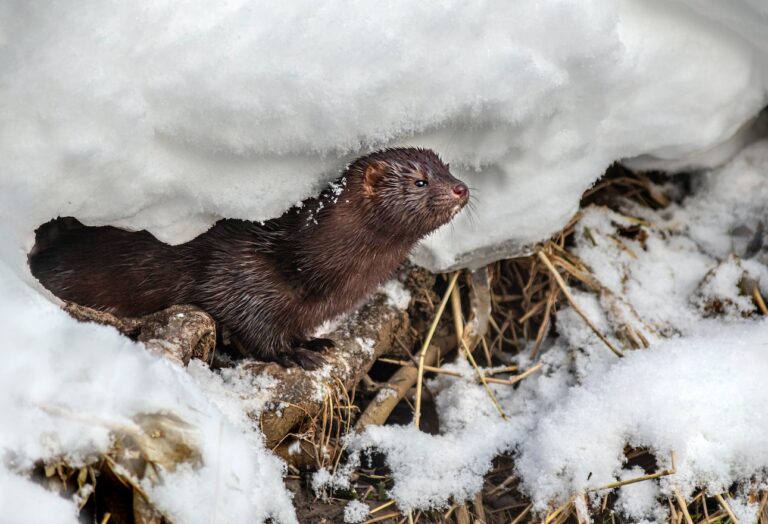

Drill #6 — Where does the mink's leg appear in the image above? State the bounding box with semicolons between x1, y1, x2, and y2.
297;337;336;352
230;318;327;370
275;348;326;370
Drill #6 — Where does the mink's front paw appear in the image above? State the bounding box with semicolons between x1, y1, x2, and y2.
276;347;327;370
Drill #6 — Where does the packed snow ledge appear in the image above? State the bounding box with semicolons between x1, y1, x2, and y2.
3;0;768;270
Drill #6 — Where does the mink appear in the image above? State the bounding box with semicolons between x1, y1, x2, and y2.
29;148;470;369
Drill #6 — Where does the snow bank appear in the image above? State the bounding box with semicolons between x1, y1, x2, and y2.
0;261;298;522
343;141;768;517
2;0;767;272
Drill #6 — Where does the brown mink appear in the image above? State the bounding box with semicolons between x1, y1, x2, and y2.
29;148;470;369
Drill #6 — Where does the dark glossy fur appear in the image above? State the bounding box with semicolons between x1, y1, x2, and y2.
29;148;469;369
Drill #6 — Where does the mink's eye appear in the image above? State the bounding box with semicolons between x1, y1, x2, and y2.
414;180;427;188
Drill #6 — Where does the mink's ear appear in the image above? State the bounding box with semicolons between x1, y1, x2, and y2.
363;161;389;196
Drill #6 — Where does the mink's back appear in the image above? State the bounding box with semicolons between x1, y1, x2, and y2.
29;219;191;317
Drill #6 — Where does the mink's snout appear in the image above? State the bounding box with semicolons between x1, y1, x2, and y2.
452;183;469;200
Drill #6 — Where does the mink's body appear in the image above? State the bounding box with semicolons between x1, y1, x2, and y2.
30;148;469;369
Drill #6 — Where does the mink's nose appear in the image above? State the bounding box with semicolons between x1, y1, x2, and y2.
452;183;469;199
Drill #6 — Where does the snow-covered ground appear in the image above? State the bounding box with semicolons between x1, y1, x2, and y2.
331;141;768;521
2;0;768;522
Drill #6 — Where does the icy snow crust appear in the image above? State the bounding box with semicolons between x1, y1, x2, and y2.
2;0;768;520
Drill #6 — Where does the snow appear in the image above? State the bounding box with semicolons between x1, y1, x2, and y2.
380;279;412;310
2;0;768;520
516;323;768;504
341;141;768;515
615;467;666;522
0;262;298;522
343;500;370;524
2;1;768;273
731;497;761;524
0;468;79;524
355;337;375;357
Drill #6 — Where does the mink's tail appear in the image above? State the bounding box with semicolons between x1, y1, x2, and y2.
29;217;188;317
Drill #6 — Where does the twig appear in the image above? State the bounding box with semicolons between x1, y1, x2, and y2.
530;283;557;358
456;504;470;524
589;451;676;491
378;358;538;387
506;363;543;386
370;500;395;514
361;511;402;524
450;284;507;419
474;493;487;524
517;299;547;324
379;358;460;375
509;503;531;524
753;287;768;315
414;272;460;429
674;488;694;524
545;498;572;524
463;340;507;419
485;365;518;375
704;510;727;523
668;497;679;523
480;336;493;366
574;494;591;524
715;493;740;524
537;251;624;358
451;280;465;342
487;474;516;497
356;346;440;431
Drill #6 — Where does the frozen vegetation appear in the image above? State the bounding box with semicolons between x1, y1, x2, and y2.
1;0;768;521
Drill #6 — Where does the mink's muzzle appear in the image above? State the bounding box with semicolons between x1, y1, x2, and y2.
452;182;469;199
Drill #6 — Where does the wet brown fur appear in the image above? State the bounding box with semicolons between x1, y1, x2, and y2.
29;148;469;369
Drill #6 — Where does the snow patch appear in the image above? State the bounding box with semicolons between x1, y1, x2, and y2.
379;280;412;310
343;500;370;523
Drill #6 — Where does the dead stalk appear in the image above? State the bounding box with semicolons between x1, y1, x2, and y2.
589;451;676;491
753;287;768;315
674;488;694;524
379;357;539;387
414;272;460;429
510;503;532;524
474;492;487;524
361;511;402;524
370;500;395;515
507;363;543;385
544;498;572;524
715;493;740;524
452;285;508;420
537;251;624;358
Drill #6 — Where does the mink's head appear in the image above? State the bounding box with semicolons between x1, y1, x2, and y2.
347;148;469;239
